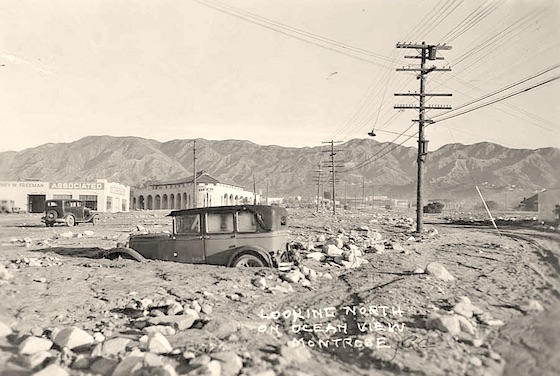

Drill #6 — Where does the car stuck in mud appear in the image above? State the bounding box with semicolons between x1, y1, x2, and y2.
105;204;294;267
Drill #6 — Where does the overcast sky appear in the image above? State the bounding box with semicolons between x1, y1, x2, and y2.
1;0;558;153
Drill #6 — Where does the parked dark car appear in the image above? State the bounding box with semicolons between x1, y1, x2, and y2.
42;199;99;227
105;205;294;268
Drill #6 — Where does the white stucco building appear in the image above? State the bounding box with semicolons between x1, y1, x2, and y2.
538;188;560;223
131;171;259;210
0;179;130;213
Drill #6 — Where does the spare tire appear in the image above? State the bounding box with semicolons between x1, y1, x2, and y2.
46;210;58;221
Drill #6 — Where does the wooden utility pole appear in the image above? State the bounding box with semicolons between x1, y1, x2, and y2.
314;163;322;212
322;140;343;215
394;42;452;233
193;140;197;208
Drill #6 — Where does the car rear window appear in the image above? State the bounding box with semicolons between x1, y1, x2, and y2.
207;213;234;234
47;202;58;207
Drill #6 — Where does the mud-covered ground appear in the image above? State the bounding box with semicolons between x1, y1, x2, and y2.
0;208;559;376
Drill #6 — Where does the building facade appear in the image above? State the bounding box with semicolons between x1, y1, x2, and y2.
130;171;259;210
538;188;560;223
0;179;130;213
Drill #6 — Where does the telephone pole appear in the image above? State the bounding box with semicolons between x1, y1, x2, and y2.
394;42;452;233
192;140;197;208
322;140;343;215
313;162;323;212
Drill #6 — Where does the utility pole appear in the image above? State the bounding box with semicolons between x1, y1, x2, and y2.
394;42;452;233
362;176;365;209
322;140;343;215
253;174;257;204
314;162;323;212
192;140;197;208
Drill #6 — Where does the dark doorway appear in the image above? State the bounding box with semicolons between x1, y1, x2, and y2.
28;194;46;213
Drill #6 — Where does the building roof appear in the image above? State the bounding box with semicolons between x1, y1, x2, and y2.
149;171;219;187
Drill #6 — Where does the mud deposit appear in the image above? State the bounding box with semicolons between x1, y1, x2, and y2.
1;208;559;375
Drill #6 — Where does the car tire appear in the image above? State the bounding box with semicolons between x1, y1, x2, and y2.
232;254;266;267
46;210;57;221
66;214;75;227
92;216;99;225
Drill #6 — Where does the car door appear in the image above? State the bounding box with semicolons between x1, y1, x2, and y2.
204;212;237;265
169;213;205;263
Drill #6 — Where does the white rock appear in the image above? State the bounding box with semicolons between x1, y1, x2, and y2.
324;244;343;257
33;364;69;376
306;252;326;262
59;231;73;239
426;313;461;336
53;327;94;349
18;336;53;355
146;332;173;354
425;262;455;282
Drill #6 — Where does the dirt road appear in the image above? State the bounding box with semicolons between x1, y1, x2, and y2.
0;208;558;375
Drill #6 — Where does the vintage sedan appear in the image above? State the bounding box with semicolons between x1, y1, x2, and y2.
42;199;99;227
105;205;293;267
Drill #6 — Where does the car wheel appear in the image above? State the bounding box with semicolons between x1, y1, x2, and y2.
232;254;265;267
92;216;99;225
66;214;75;227
46;210;57;221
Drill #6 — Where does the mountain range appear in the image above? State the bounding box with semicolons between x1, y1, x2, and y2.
1;136;559;208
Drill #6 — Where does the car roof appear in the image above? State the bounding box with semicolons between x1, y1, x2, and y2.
168;205;285;217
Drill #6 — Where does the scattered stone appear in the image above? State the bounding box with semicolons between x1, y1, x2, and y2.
425;262;455;282
518;299;544;314
281;271;303;284
323;273;333;280
306;252;326;262
143;325;177;336
457;315;476;335
53;326;94;349
83;230;95;237
323;244;343;257
279;343;312;363
211;351;243;376
252;277;267;289
191;300;202;312
469;356;482;367
147;312;198;330
166;301;184;316
93;332;105;343
23;350;53;369
201;304;213;315
188;360;221;376
90;358;119;375
92;337;130;357
59;231;74;239
111;351;144;376
18;336;53;355
146;332;173;354
453;298;474;318
426;313;461;336
33;363;69;376
33;277;47;283
0;321;12;337
485;319;505;327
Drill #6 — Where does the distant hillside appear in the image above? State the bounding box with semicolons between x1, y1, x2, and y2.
1;136;559;208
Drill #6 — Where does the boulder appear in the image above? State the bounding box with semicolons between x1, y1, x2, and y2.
306;252;326;262
53;327;94;349
146;332;173;354
425;262;455;282
426;313;461;336
18;336;53;355
211;351;243;376
33;364;69;376
323;244;343;257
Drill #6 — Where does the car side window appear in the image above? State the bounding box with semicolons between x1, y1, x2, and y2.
207;213;234;234
176;214;201;234
237;211;257;232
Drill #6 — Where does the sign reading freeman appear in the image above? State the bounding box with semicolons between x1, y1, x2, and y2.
50;182;105;190
259;305;406;349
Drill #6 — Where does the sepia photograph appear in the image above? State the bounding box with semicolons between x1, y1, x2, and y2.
0;0;559;375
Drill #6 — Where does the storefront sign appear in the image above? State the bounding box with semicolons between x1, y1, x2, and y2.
0;181;48;189
109;186;126;196
50;182;104;190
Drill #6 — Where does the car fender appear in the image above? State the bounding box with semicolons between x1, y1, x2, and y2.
227;246;273;267
104;247;147;262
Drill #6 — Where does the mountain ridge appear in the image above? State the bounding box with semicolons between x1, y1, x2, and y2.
1;136;558;207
